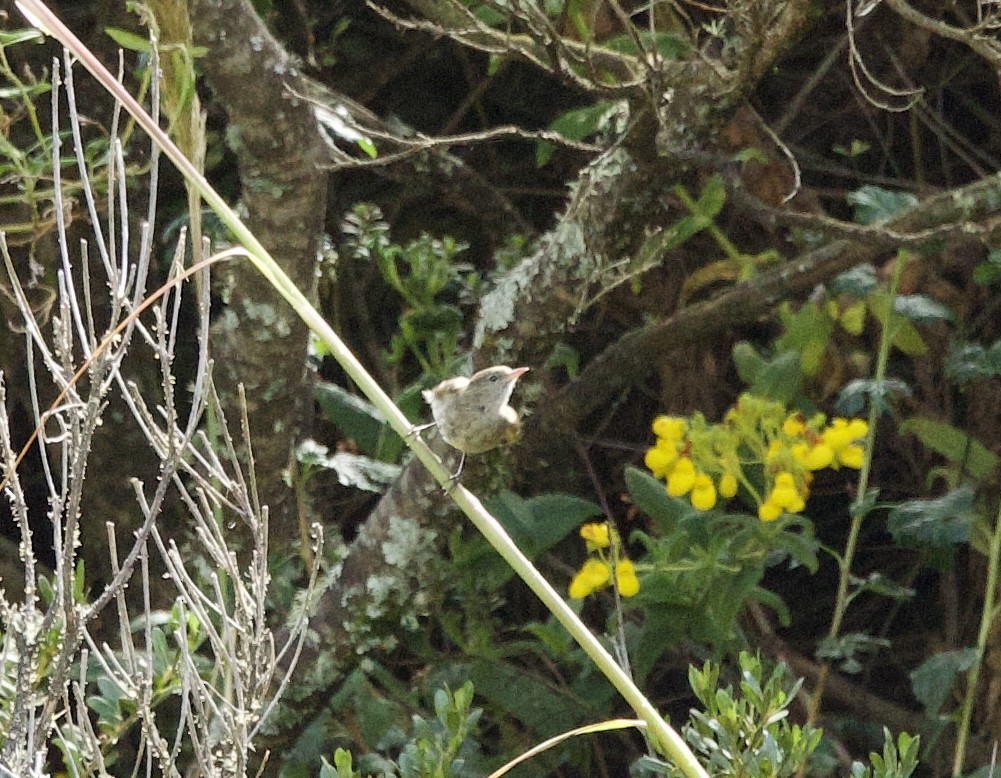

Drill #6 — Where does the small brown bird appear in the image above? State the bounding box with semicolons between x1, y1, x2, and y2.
420;365;530;482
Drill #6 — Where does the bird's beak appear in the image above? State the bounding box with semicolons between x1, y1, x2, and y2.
509;367;530;382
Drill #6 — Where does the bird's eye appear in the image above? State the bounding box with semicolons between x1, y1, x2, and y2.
489;374;500;382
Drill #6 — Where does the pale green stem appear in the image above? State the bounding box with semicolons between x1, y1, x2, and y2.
952;499;1001;776
14;2;707;774
811;251;905;721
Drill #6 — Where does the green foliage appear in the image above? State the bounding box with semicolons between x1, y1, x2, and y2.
886;485;977;549
816;632;892;675
848;729;920;778
537;99;626;166
944;339;1001;384
340;204;473;377
449;491;598;591
318;682;483;778
899;417;999;484
836;377;911;416
639;653;823;777
732;343;805;404
910;649;977;717
623;467;816;674
972;247;1001;286
846;186;918;225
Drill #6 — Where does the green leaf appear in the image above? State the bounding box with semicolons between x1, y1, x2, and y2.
544;342;581;378
910;649;976;716
973;249;1001;287
295;439;401;492
104;27;152;52
830;264;879;297
314;381;387;457
484;490;600;558
744;349;804;403
732;341;767;385
468;660;579;740
624;466;694;534
945;341;1001;383
899;418;999;483
886;485;977;549
601;30;690;59
768;526;819;573
776;301;834;376
836;377;911;416
0;28;45;45
851;487;881;519
537;100;623;166
846;185;918;225
849;572;914;601
694;173;727;219
893;294;954;323
868;291;928;356
816;633;891;674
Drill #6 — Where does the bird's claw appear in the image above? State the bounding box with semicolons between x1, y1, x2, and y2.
407;421;436;442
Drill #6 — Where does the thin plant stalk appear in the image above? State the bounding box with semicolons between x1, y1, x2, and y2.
952;499;1001;776
12;2;707;774
808;251;906;722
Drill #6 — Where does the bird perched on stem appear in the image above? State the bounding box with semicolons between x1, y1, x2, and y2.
418;365;530;483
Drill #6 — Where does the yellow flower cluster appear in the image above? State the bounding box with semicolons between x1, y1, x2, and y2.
645;395;869;522
568;522;640;599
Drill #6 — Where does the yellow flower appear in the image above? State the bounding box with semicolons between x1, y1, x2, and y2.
803;442;834;470
719;471;738;498
690;473;718;511
580;522;611;551
614;559;640;597
838;444;865;469
652;415;687;442
569;559;611;599
666;457;696;497
768;471;805;513
758;500;782;522
783;414;805;437
644;444;677;477
822;418;869;469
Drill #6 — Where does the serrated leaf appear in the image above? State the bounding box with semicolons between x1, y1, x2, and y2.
886;485;977;549
846;186;918;225
910;649;976;716
899;417;999;483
